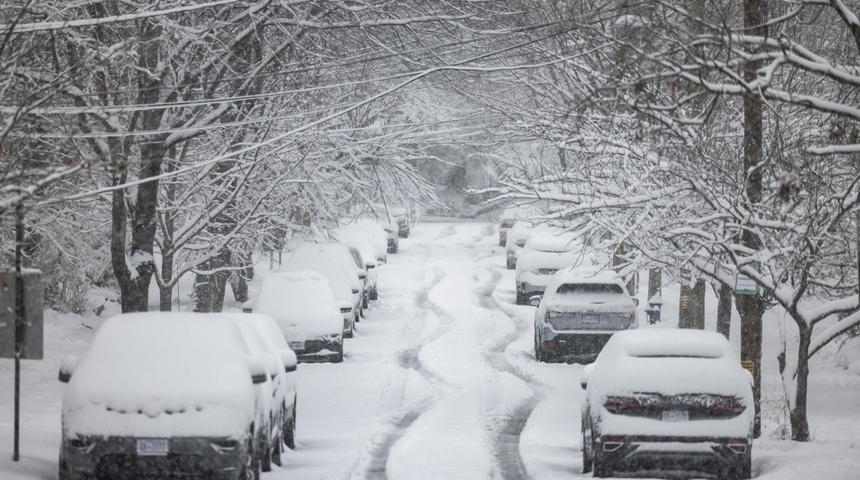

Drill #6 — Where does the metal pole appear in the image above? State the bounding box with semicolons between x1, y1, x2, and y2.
14;204;24;461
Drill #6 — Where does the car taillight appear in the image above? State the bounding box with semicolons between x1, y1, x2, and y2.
604;396;641;413
516;241;526;247
501;222;513;229
710;396;745;414
602;436;625;452
68;436;97;454
726;439;748;454
210;438;240;454
340;307;352;313
546;309;563;319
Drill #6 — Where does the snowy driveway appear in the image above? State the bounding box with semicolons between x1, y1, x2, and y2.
2;221;860;479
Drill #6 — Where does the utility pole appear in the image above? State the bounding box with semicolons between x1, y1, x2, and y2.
678;0;707;331
740;0;767;438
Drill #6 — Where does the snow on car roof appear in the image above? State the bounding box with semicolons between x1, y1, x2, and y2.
62;312;257;437
333;229;377;267
614;328;731;359
254;270;345;338
278;261;355;301
523;233;581;252
589;329;749;398
289;242;362;286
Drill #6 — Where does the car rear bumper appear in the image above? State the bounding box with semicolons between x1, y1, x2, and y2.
539;332;614;361
595;435;750;477
62;435;248;480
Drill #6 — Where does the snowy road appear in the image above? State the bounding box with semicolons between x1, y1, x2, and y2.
278;220;583;480
2;221;860;480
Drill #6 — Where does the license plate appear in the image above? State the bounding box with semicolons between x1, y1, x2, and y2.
662;410;689;422
137;438;169;456
288;341;305;350
583;315;599;324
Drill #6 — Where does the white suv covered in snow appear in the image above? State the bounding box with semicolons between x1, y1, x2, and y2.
533;268;637;363
58;312;271;480
580;329;754;479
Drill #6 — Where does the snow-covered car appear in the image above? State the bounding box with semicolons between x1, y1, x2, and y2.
514;232;584;304
224;313;299;469
247;270;346;362
580;329;755;479
389;205;411;238
227;313;299;450
498;204;543;246
279;258;361;337
290;242;368;310
534;268;637;363
505;221;559;269
333;228;380;301
58;312;269;480
339;220;388;264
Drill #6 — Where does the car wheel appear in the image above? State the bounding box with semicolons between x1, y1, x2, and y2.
258;426;271;472
331;341;344;363
534;333;544;362
285;401;297;450
581;427;593;473
369;286;378;301
592;450;612;478
515;291;527;305
724;453;752;480
506;258;515;269
242;436;262;480
271;428;282;467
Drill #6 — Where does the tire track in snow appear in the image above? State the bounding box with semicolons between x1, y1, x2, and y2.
364;229;458;479
382;222;537;480
475;261;540;480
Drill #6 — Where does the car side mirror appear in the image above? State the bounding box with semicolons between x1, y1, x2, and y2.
247;357;269;384
241;300;254;314
631;297;640;307
281;349;298;373
58;355;79;383
580;364;595;390
528;295;542;306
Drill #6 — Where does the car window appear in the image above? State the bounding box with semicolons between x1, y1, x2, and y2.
556;283;625;295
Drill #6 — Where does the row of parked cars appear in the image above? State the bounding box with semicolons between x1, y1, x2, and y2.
58;216;404;480
499;205;755;480
243;219;395;363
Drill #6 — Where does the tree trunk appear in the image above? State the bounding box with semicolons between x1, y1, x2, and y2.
790;324;812;441
116;18;167;313
716;281;733;339
738;293;764;437
193;249;232;313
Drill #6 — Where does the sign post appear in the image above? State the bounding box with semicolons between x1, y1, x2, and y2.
0;207;44;461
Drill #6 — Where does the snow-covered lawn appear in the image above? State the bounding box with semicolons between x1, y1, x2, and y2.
1;221;859;479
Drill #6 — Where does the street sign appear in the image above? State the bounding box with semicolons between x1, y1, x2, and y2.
735;273;757;295
0;270;44;360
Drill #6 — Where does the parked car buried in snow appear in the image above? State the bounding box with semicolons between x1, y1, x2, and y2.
248;270;347;362
224;313;299;471
58;312;270;480
534;268;637;363
498;204;544;246
505;221;559;270
580;329;754;479
514;232;583;304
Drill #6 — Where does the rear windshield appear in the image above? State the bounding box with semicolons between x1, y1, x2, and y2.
556;283;624;295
